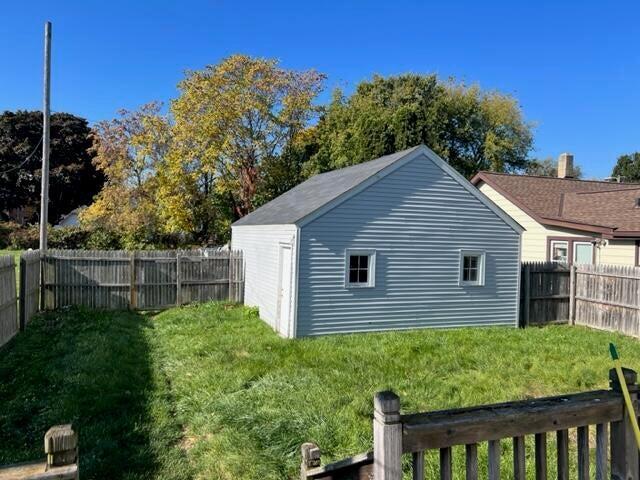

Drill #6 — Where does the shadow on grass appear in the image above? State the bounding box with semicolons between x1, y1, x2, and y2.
0;307;189;480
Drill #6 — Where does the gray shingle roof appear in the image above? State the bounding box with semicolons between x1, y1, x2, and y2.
233;146;422;226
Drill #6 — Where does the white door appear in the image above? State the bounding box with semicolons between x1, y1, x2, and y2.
277;245;293;336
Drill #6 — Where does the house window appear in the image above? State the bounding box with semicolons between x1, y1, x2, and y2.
548;238;595;265
345;249;376;288
459;250;485;286
550;240;569;264
573;242;594;265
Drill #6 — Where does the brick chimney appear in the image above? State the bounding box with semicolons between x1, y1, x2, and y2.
558;153;574;178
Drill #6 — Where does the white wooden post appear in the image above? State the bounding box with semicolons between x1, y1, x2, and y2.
373;391;402;480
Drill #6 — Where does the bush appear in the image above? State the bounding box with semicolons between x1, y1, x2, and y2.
2;223;201;251
0;221;21;248
7;225;39;249
7;225;99;250
84;228;123;249
49;227;91;249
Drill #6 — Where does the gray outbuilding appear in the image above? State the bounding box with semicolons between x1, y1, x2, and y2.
231;145;523;337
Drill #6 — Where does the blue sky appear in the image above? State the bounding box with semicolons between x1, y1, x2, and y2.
1;1;638;178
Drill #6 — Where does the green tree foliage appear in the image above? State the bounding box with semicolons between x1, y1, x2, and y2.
612;152;640;182
0;111;103;224
526;157;583;178
301;75;534;178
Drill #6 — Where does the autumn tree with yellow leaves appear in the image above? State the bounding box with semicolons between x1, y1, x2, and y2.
81;102;172;248
161;54;324;243
83;56;324;246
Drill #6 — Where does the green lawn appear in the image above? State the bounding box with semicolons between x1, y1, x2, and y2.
1;303;639;479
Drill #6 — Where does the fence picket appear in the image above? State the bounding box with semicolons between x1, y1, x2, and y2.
0;255;18;347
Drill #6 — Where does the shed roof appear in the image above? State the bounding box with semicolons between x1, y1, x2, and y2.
233;146;422;226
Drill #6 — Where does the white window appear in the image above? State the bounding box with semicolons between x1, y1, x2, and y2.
459;250;485;286
345;249;376;288
573;242;594;265
550;240;569;264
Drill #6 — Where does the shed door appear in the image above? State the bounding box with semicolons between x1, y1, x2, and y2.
277;244;293;336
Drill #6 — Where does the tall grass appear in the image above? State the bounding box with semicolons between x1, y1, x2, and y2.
151;303;640;479
1;302;638;479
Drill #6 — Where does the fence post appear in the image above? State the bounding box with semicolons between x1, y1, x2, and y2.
569;264;577;325
228;250;233;302
39;253;46;311
300;442;321;479
19;254;26;331
610;367;639;480
373;391;402;480
129;251;137;309
176;252;182;306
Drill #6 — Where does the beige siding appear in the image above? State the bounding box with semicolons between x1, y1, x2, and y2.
479;183;585;262
598;240;636;265
478;182;638;266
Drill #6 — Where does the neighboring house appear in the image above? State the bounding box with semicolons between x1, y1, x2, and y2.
231;145;523;337
472;154;640;266
54;207;85;228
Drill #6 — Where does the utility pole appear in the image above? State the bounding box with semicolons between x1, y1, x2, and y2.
39;21;52;252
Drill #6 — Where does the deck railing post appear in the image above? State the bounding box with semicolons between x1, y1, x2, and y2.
373;391;402;480
300;442;321;479
44;424;78;475
610;367;639;480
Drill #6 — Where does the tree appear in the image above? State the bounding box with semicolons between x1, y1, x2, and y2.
81;103;171;248
611;152;640;182
162;55;324;242
0;111;103;224
526;157;583;178
301;75;533;178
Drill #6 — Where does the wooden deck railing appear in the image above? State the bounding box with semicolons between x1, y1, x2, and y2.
302;367;639;480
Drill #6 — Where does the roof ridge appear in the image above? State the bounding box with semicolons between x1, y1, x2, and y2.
477;171;640;186
572;186;640;195
310;145;423;178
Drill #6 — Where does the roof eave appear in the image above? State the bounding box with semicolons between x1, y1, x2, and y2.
606;231;640;239
539;217;614;235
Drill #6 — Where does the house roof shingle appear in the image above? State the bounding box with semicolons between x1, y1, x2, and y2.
472;172;640;237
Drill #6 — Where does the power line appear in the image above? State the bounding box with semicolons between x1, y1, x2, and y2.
0;136;43;175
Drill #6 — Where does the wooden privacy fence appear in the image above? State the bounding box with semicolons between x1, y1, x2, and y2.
41;249;244;311
521;262;640;337
0;255;18;348
573;263;640;337
520;261;570;326
301;368;640;480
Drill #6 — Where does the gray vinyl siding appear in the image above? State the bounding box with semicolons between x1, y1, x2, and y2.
231;224;298;335
296;153;520;336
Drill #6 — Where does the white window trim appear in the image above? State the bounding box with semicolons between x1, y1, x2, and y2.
459;250;486;287
344;249;376;288
550;240;569;264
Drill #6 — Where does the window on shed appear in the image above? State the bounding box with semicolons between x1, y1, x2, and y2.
459;250;485;286
345;250;376;288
